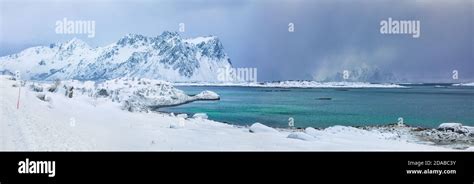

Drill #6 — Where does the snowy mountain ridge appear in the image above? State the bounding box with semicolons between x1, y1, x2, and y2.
322;66;401;83
0;31;233;82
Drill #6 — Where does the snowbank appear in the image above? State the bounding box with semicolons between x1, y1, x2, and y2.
249;123;280;134
304;127;321;137
287;132;317;141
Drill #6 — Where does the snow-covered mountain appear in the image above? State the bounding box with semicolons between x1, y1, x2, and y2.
0;31;233;82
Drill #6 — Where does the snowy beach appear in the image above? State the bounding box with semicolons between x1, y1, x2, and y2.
1;75;472;151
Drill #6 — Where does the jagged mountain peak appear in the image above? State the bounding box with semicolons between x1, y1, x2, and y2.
117;33;151;46
159;31;180;39
184;35;217;45
62;37;90;49
0;31;233;82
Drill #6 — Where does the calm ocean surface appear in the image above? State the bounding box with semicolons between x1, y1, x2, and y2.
161;85;474;128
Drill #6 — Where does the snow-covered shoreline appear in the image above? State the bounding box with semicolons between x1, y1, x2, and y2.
452;82;474;87
1;75;471;151
29;77;220;112
174;81;406;88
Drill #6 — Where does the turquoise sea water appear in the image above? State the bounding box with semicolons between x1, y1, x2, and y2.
161;85;474;128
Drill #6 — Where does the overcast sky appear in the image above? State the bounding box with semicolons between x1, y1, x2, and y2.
1;0;472;82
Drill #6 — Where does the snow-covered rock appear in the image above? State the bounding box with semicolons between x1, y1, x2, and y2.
249;123;279;134
36;93;52;102
419;129;473;146
0;31;232;82
170;117;186;129
287;132;317;141
465;126;474;135
194;90;220;100
437;123;471;135
192;113;208;119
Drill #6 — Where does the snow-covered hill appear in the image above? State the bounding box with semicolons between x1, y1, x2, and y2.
28;77;220;112
0;31;233;82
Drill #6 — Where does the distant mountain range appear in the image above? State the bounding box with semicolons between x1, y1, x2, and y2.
322;66;402;83
0;31;233;82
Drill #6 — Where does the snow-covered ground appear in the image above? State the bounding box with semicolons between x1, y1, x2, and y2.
174;81;406;88
0;75;469;151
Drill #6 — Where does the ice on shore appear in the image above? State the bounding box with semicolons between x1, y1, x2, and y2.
194;90;220;100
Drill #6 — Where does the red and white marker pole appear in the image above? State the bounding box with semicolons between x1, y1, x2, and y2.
15;71;21;109
17;85;21;109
